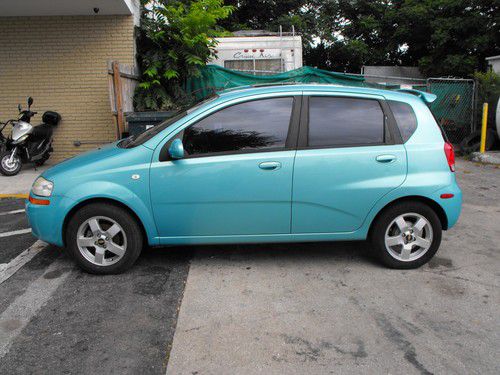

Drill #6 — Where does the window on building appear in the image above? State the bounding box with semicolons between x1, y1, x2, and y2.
224;59;283;75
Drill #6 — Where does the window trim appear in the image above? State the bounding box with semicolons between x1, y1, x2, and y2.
159;95;302;161
297;94;403;150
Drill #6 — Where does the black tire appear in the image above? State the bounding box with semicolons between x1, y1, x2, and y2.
370;201;442;269
66;203;143;274
0;150;22;176
459;129;496;154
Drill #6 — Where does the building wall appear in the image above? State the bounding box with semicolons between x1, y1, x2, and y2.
0;15;135;161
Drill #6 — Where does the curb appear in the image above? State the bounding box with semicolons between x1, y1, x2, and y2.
471;152;500;165
0;194;29;199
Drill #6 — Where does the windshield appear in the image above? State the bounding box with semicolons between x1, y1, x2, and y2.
119;94;218;148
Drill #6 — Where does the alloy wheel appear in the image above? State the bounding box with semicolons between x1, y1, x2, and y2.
76;216;127;266
384;212;433;262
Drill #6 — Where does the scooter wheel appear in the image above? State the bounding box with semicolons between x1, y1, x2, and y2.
0;151;22;176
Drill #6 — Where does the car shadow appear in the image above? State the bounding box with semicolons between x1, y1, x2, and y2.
142;240;380;268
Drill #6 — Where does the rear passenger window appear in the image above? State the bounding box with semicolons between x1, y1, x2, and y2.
308;97;385;147
388;100;417;142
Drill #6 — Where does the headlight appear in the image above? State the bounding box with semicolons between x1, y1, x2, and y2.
12;134;29;144
31;177;54;197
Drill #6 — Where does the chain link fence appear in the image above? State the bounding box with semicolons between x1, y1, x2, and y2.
354;74;480;148
425;78;477;146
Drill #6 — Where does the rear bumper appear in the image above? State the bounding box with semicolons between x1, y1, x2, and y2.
26;194;75;247
432;183;462;229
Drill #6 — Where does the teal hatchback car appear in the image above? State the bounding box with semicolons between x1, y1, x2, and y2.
26;84;461;274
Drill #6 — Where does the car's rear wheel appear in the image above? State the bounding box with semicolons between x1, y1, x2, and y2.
66;203;143;274
370;201;442;269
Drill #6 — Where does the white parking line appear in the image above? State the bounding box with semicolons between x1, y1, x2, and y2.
0;209;25;216
0;228;31;238
0;240;47;284
0;257;71;358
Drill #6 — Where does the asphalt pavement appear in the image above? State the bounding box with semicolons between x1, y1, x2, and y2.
0;198;192;375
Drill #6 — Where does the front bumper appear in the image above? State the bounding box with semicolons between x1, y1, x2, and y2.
26;194;76;247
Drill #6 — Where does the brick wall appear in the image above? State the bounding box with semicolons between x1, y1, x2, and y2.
0;16;136;161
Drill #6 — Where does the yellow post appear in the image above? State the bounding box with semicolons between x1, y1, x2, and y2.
480;103;489;153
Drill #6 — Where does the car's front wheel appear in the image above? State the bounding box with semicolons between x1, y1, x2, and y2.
66;203;143;274
370;201;442;269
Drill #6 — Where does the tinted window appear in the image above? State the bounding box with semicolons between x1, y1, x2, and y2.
183;97;293;156
388;100;417;142
308;97;384;147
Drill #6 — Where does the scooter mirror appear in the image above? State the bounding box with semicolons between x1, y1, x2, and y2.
27;97;33;108
18;104;22;112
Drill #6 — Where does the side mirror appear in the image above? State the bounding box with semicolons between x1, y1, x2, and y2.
168;139;185;159
27;96;33;108
17;104;22;112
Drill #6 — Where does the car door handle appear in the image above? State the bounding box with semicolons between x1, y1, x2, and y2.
259;161;281;170
376;154;397;163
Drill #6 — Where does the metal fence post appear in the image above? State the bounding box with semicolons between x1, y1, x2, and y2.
480;103;489;153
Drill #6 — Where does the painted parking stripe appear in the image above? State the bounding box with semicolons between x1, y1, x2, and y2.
0;257;71;358
0;240;47;285
0;209;25;216
0;229;31;238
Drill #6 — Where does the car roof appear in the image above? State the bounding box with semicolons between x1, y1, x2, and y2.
216;83;429;104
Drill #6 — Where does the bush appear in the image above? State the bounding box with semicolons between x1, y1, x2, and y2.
134;0;233;111
473;70;500;132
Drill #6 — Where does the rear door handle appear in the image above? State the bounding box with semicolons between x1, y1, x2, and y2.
376;154;397;163
259;161;281;170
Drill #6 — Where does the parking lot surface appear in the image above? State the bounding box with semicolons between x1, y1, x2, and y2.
0;198;192;374
0;158;499;374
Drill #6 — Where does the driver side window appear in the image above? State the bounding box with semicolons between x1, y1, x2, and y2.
182;97;294;157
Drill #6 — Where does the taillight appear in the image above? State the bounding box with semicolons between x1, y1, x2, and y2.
444;142;455;172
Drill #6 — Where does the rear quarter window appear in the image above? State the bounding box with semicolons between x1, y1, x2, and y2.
388;100;417;142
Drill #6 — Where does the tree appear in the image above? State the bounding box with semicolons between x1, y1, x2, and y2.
134;0;233;110
222;0;499;77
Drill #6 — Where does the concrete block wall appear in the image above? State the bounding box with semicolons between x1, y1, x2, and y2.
0;16;136;161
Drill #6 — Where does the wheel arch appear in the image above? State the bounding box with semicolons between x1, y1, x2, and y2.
368;195;448;238
62;198;149;247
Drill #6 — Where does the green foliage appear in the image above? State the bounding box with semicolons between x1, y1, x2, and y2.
474;70;500;103
134;0;233;110
473;70;500;127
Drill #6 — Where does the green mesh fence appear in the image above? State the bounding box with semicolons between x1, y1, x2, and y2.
426;78;476;144
185;65;379;101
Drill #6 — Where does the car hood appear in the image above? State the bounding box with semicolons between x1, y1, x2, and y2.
43;142;121;179
42;142;153;184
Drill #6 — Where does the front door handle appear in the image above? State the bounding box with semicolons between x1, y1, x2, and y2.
376;154;397;163
259;161;281;170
